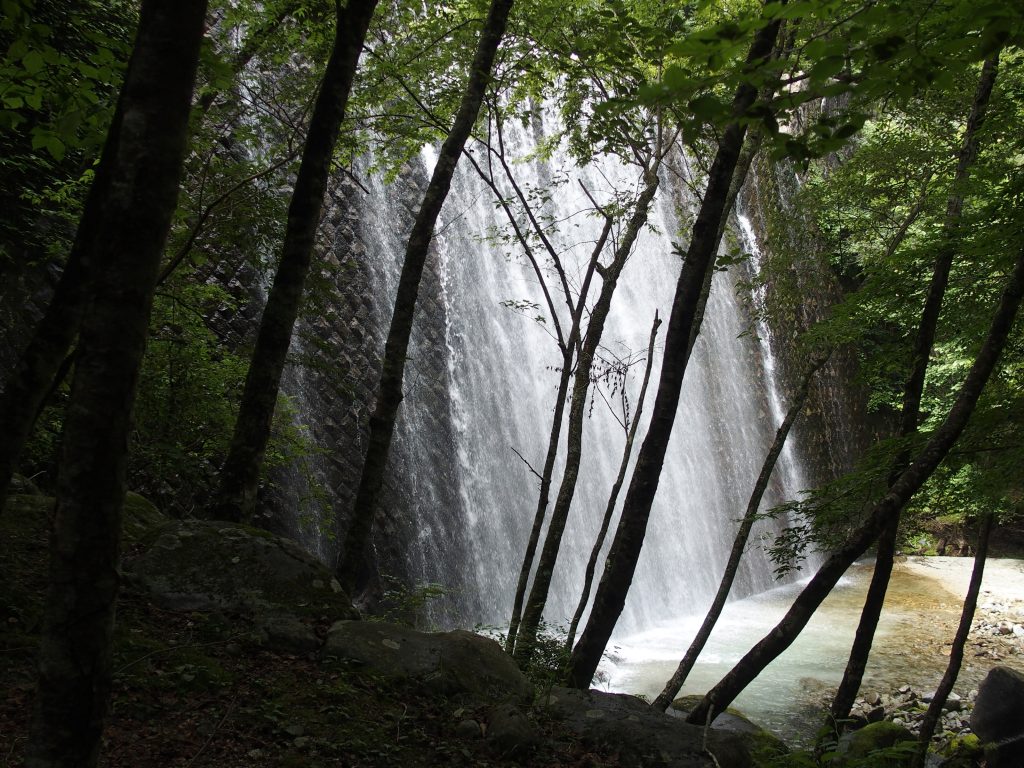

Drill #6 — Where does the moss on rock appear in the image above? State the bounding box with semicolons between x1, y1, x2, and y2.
124;519;358;622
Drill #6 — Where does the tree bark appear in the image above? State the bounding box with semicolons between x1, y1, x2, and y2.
910;512;993;768
565;311;661;651
337;0;515;592
24;1;207;765
653;351;830;711
687;244;1024;725
828;53;1000;727
564;12;784;690
212;0;379;524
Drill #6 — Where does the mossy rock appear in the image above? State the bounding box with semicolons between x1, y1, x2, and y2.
323;620;533;704
941;733;982;767
838;721;915;765
123;491;166;541
670;695;788;763
123;519;358;623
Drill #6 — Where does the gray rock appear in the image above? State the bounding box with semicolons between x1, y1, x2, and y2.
971;667;1024;744
322;621;533;704
984;732;1024;768
486;703;541;760
123;520;359;621
669;695;765;736
539;687;770;767
455;719;482;740
255;615;320;655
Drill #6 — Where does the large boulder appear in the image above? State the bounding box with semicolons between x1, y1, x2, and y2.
970;666;1024;744
538;687;765;767
486;702;542;760
322;620;533;704
124;519;358;622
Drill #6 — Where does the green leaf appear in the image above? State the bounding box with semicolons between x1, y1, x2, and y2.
810;55;845;82
22;49;44;75
44;135;65;161
688;93;722;120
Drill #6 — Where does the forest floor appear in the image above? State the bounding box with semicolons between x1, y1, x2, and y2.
0;494;630;768
2;492;1020;767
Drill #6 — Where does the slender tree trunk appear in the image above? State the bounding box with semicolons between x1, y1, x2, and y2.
337;0;515;592
497;217;605;656
653;351;830;711
828;53;1000;726
686;245;1024;725
565;311;661;651
514;169;661;662
460;143;606;652
564;12;784;690
24;2;207;765
910;512;993;768
688;126;765;357
212;0;379;523
827;516;898;726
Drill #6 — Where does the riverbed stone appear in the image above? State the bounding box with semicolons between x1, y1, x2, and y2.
322;621;533;704
970;666;1024;744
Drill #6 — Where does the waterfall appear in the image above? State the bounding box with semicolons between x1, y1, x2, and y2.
277;111;822;639
412;116;812;637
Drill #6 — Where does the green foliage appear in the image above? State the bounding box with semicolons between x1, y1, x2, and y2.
129;283;249;515
376;576;449;630
0;0;135;261
479;621;571;689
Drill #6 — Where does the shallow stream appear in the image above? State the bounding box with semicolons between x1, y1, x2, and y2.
601;557;1024;743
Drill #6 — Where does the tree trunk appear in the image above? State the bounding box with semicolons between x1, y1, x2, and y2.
910;512;993;768
460;144;606;653
565;311;661;651
24;2;207;765
212;0;379;524
828;53;1000;727
337;0;515;593
686;244;1024;725
514;169;661;663
653;351;830;711
564;12;784;690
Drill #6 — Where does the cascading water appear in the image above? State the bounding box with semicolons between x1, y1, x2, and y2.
417;111;815;637
277;103;829;639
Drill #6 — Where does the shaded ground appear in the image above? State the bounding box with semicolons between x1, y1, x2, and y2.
0;495;626;768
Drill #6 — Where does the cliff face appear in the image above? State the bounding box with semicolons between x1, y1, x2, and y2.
739;158;873;488
260;159;469;618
